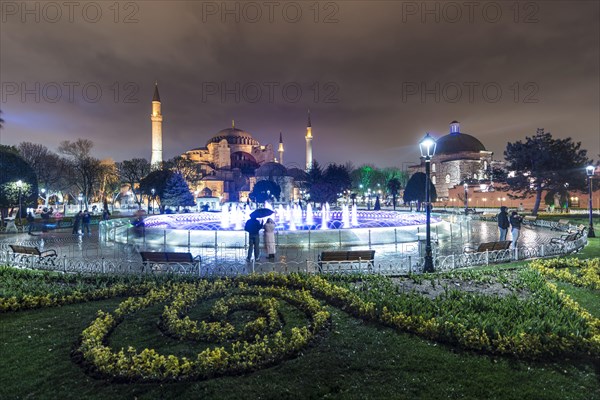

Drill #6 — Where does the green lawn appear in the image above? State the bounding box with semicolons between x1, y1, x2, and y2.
1;272;600;399
1;296;599;400
1;238;599;399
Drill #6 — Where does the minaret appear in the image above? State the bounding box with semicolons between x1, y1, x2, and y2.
150;82;163;167
305;109;312;171
278;132;284;165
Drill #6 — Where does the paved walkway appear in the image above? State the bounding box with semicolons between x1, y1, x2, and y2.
0;217;564;269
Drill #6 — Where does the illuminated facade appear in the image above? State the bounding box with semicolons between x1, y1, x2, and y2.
410;121;494;199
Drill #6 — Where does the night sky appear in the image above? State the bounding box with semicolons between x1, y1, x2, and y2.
1;1;599;168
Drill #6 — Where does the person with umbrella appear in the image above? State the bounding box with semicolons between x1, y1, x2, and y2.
245;215;263;261
245;208;272;261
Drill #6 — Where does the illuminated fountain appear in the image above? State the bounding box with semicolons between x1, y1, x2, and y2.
103;203;444;248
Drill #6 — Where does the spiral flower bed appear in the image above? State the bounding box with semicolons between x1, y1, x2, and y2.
77;279;330;382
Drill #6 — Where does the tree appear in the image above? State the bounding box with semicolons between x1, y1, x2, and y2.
162;173;195;211
18;142;66;205
0;145;38;224
164;156;203;184
403;172;436;211
309;182;339;204
58;139;104;207
117;158;151;208
324;163;352;195
387;177;402;210
139;169;173;213
504;129;591;215
250;180;281;203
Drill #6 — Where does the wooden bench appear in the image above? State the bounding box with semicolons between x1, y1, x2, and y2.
568;224;587;236
464;241;512;253
523;216;537;226
139;251;201;273
318;250;375;273
9;245;57;258
550;233;579;245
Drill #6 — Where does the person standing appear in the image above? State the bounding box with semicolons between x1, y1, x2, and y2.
263;218;276;261
244;216;263;261
72;211;82;235
102;208;110;221
509;211;523;248
82;209;91;235
497;206;510;241
26;212;35;235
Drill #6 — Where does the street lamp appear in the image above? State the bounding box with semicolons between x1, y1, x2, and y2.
367;188;371;210
78;193;83;211
16;180;23;225
586;166;596;238
419;132;437;273
151;188;156;214
463;182;468;214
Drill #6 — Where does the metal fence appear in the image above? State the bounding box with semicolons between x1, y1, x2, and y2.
0;219;589;277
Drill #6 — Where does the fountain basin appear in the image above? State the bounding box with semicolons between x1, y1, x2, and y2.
102;210;443;248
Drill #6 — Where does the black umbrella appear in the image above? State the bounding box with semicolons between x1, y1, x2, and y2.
250;208;274;219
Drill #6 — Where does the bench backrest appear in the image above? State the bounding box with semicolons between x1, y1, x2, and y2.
493;241;512;250
476;242;496;252
165;252;194;262
524;216;537;221
320;250;375;262
565;233;578;241
476;241;511;252
140;251;194;263
9;245;41;256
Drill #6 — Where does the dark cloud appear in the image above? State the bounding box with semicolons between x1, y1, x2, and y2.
1;1;598;166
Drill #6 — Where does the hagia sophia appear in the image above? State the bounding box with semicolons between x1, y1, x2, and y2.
150;83;311;204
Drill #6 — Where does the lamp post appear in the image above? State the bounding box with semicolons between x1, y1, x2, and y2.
78;194;83;211
419;133;437;273
16;180;23;225
151;188;156;214
463;182;468;214
586;166;596;238
367;189;371;210
41;188;48;207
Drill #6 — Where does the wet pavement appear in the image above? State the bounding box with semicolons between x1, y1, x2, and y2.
0;216;565;270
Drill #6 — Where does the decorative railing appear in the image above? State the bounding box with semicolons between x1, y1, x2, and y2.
1;218;589;277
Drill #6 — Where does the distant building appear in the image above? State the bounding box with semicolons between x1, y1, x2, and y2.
148;85;317;203
410;121;495;199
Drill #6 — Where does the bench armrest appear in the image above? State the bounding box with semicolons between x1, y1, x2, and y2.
40;249;57;257
463;244;477;253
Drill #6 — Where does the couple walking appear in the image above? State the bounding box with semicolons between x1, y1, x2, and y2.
497;206;523;248
245;216;276;261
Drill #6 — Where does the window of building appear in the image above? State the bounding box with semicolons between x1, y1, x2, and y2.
432;175;436;185
432;163;436;173
445;174;450;183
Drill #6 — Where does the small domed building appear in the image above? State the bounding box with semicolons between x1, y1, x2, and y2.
410;121;494;199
